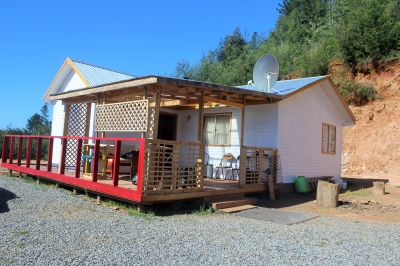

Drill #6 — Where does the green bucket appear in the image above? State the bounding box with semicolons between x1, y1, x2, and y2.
295;176;309;193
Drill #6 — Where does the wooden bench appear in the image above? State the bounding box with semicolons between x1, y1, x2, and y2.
306;176;333;191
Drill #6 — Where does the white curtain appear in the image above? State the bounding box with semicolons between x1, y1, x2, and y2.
215;115;230;145
202;115;230;145
203;116;215;144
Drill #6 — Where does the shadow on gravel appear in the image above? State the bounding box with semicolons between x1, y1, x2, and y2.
0;187;18;213
257;191;317;209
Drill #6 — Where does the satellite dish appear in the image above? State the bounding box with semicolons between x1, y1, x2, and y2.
253;54;279;93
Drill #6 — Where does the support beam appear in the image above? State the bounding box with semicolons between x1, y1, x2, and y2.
239;100;246;188
142;87;147;139
203;95;244;109
150;90;161;139
101;94;106;138
198;92;204;142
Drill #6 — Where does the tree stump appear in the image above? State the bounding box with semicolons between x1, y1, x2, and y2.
373;181;385;195
316;181;340;208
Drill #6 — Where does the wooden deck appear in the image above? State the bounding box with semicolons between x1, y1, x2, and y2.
1;135;272;205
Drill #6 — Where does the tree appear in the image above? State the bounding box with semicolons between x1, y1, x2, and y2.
26;103;51;135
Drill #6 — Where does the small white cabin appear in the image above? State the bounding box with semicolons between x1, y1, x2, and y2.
43;58;355;193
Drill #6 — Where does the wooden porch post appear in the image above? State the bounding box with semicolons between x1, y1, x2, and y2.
101;93;106;138
58;104;70;174
239;99;246;188
141;86;147;139
85;103;92;139
197;92;205;188
150;89;161;139
198;92;204;142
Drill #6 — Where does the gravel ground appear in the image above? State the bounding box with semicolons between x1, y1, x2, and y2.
1;175;399;266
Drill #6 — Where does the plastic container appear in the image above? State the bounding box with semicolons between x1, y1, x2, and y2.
295;176;309;193
342;181;347;190
333;179;343;189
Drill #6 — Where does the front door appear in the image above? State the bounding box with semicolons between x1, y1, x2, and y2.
157;113;177;141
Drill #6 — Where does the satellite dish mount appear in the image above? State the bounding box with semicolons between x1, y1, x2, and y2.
253;54;279;93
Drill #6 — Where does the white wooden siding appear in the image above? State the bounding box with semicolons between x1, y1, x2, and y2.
277;84;343;183
244;104;278;148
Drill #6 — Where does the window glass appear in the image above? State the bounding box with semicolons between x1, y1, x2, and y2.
322;123;336;154
203;114;230;145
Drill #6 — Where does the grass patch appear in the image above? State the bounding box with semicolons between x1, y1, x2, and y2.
39;180;58;189
103;199;154;219
396;186;400;188
84;189;89;198
20;175;36;184
16;242;26;248
192;204;213;216
13;230;29;235
345;186;372;196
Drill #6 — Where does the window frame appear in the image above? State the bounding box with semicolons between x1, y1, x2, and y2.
202;112;232;146
321;122;336;154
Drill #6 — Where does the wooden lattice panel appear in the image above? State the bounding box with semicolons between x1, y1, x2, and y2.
95;100;148;132
143;139;204;195
241;147;280;187
66;103;89;166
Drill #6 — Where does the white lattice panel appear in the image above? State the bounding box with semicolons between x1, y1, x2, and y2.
66;103;89;166
95;100;148;132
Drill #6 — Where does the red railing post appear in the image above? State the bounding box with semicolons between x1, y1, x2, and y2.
36;137;42;170
47;138;53;172
92;139;100;182
112;140;121;187
59;138;67;174
17;137;23;166
8;137;15;164
137;138;145;196
75;139;82;178
26;137;32;168
1;136;9;163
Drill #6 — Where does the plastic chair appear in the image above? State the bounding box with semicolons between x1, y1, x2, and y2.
214;153;235;180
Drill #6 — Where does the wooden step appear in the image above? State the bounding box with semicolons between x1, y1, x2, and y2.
220;205;257;213
205;197;258;210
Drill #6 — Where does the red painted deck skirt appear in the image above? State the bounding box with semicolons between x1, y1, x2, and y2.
1;135;144;203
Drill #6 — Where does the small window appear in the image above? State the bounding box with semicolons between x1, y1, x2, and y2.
322;123;336;154
202;114;231;145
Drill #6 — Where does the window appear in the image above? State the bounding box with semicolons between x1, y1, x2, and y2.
202;114;231;145
322;123;336;154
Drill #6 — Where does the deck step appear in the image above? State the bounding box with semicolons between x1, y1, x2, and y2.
220;204;257;213
205;196;258;210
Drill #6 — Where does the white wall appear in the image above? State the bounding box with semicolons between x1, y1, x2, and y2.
50;70;87;165
277;84;343;183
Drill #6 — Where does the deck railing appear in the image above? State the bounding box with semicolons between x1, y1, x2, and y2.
1;135;145;202
241;146;279;187
1;135;278;200
143;139;204;195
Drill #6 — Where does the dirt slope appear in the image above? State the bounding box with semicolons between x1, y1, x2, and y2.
330;58;400;176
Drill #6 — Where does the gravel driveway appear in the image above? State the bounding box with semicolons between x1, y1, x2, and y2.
1;176;399;265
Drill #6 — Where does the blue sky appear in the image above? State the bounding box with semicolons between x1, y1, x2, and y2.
0;0;281;129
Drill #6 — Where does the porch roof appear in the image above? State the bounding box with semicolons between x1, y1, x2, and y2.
49;75;285;109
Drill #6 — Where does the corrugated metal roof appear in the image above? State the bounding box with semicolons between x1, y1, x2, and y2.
71;59;135;87
236;76;327;96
